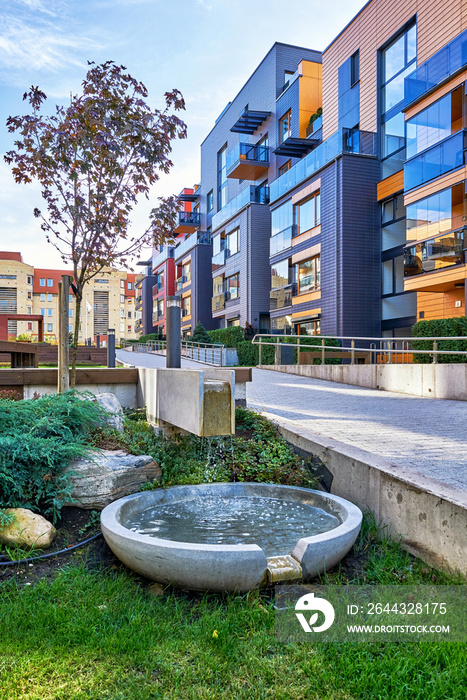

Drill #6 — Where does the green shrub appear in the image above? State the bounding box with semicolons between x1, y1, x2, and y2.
411;317;467;363
138;333;158;343
236;336;342;366
106;407;318;489
0;391;107;521
208;326;244;348
191;322;212;344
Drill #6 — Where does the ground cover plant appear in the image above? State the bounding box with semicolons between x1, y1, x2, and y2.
0;391;106;522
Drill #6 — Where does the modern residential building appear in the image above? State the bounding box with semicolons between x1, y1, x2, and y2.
201;43;323;332
146;3;467;340
0;251;138;344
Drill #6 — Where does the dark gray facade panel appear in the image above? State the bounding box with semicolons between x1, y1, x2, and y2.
248;204;272;329
193;245;217;331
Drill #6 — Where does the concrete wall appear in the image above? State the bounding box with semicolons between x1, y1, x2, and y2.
23;382;138;407
275;420;467;576
264;363;467;401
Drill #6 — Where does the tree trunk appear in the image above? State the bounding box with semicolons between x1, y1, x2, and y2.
71;295;82;389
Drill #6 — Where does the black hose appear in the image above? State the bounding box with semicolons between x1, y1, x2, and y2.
0;532;103;566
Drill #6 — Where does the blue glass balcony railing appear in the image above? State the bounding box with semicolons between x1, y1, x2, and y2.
404;130;467;191
173;231;211;261
404;28;467;107
269;226;294;257
212;185;270;231
177;211;201;228
152;245;174;271
226;143;270;177
212;249;227;267
270;283;297;311
404;228;466;277
270;128;376;203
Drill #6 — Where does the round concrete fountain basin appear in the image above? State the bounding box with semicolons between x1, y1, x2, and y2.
100;482;362;592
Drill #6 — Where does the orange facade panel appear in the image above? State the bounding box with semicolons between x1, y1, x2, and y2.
417;289;465;320
404;263;467;293
322;0;466;141
377;170;405;201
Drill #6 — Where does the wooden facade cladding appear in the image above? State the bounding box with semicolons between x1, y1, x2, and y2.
322;0;467;140
404;165;467;206
416;289;466;320
377;171;405;201
291;306;321;320
404;264;467;293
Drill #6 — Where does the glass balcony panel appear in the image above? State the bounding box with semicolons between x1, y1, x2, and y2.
212;293;226;312
212;185;270;231
175;211;201;234
404;130;466;191
269;226;293;256
269;284;296;311
404;27;467;106
404;229;465;277
212;249;226;268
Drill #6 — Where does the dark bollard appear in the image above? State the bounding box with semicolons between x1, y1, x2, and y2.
107;328;115;368
166;296;181;368
96;334;100;349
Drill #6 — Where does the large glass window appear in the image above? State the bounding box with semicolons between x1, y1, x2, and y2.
227;273;240;299
279;110;291;143
226;228;239;257
271;200;293;237
207;190;213;212
296;192;320;234
297;256;320;294
406;86;465;159
217;145;228;211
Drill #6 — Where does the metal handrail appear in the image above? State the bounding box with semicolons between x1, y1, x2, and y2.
251;333;467;366
121;339;225;366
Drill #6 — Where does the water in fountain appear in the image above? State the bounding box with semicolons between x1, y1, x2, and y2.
124;495;340;557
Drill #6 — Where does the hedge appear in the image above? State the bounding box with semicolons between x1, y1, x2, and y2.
208;326;244;348
411;317;467;363
237;335;342;367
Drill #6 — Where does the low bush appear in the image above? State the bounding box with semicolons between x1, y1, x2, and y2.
0;391;107;521
237;336;342;366
208;326;244;348
411;317;467;363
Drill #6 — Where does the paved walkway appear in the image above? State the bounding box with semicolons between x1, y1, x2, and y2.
117;350;467;492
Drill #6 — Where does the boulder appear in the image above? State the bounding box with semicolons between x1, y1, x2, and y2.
0;508;56;549
64;450;161;509
95;393;124;432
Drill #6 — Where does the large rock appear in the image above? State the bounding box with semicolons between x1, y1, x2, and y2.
95;393;124;432
64;450;161;509
0;508;56;549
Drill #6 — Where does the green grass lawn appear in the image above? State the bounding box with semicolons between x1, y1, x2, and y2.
1;516;465;700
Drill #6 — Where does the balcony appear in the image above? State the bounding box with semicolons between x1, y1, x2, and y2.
269;226;295;257
270;128;377;203
270;284;296;310
175;275;190;292
226;143;270;180
212;185;270;231
152;281;164;296
404;27;467;108
212;248;228;269
404;228;466;278
173;230;211;261
152;245;174;271
212;292;227;313
404;130;467;191
175;211;201;234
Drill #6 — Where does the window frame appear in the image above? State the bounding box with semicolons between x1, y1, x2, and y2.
279;110;292;144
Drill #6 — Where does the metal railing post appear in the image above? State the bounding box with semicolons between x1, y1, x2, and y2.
351;339;355;365
259;337;262;366
433;340;438;364
321;339;325;365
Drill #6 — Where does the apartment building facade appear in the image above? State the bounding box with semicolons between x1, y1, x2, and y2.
0;252;138;344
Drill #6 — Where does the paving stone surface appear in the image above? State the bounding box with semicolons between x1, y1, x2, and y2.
117;351;467;492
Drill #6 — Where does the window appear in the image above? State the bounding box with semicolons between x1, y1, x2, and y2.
120;322;125;332
406;86;464;160
127;282;132;290
47;324;53;332
350;50;360;86
27;291;32;300
40;308;45;316
127;311;131;319
69;324;73;332
297;256;320;294
227;317;240;327
69;309;73;317
271;200;293;236
279;160;291;177
69;295;73;303
27;322;33;331
217;145;228;211
47;279;53;287
127;325;132;333
295;192;321;234
27;306;32;315
27;275;33;285
47;293;52;301
120;309;125;317
47;308;52;316
406;184;464;243
39;279;45;287
207;190;213;212
297;320;321;336
120;280;125;288
257;133;268;148
120;294;125;304
227;273;240;299
226;228;239;257
271;259;291;288
279;110;291;143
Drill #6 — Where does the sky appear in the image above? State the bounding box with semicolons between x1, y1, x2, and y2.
0;0;365;271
